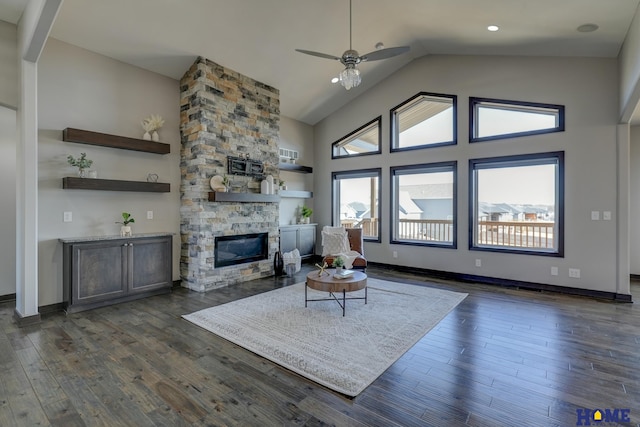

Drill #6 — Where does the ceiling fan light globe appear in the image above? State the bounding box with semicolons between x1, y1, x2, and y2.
339;66;361;90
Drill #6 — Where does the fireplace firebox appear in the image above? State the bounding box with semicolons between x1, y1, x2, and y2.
214;232;268;268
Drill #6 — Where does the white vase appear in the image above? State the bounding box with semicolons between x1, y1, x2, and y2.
143;131;151;140
120;226;132;237
151;131;159;142
266;174;274;194
78;168;87;178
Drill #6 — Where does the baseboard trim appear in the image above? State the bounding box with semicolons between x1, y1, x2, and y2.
13;309;42;327
370;262;633;302
0;293;16;303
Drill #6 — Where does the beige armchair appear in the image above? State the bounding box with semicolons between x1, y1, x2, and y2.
322;228;367;271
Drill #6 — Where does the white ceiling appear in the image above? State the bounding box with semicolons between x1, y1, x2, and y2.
1;0;639;124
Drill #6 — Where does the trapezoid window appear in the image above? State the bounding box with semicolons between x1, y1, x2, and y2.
391;92;457;152
332;117;381;158
470;97;564;143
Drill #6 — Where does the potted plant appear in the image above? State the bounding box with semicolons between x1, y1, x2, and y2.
116;212;135;237
67;152;93;178
332;256;345;273
279;179;286;191
300;205;313;224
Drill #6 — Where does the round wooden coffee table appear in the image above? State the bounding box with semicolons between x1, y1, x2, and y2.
305;269;367;316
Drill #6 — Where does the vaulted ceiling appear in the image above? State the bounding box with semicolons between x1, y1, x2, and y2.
1;0;638;124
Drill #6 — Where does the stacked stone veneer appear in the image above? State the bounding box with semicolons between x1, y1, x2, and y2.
179;57;280;292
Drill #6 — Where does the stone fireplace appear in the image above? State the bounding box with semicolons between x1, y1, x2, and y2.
179;57;280;292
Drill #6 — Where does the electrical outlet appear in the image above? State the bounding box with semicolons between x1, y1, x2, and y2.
603;211;612;221
63;211;72;222
569;268;581;278
392;251;398;258
147;210;153;220
551;266;558;276
475;259;482;267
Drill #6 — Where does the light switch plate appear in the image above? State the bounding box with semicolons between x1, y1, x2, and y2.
603;211;612;220
63;211;72;222
591;211;600;221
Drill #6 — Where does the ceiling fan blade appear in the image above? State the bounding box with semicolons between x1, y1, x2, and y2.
295;49;342;61
360;46;410;62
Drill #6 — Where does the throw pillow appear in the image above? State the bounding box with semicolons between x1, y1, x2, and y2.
321;230;350;256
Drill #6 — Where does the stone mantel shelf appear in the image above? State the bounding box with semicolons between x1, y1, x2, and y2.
208;191;280;203
59;232;174;244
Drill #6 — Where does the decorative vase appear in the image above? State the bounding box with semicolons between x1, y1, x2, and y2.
143;131;151;140
120;226;132;237
266;174;274;194
261;179;269;194
302;217;310;224
274;250;284;276
336;266;343;274
78;168;87;178
151;131;159;142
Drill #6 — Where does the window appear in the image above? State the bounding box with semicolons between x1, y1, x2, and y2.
469;152;564;256
391;92;456;151
470;97;564;143
332;117;381;158
391;162;457;247
332;169;381;241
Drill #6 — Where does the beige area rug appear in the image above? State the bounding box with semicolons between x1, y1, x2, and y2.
182;278;467;396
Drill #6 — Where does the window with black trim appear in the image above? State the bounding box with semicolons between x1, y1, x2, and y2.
470;97;564;143
332;117;381;158
391;162;457;247
332;169;381;241
390;92;457;151
469;152;564;256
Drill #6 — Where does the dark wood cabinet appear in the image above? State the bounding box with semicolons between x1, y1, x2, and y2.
279;224;316;259
62;234;172;313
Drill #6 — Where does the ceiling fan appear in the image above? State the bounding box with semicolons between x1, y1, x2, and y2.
296;0;410;90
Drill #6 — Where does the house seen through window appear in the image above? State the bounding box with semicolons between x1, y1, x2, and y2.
332;169;381;241
391;162;456;247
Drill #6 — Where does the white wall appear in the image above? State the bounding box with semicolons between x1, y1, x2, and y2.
313;54;623;295
37;39;181;306
0;106;16;296
630;126;640;274
279;115;314;226
0;20;17;108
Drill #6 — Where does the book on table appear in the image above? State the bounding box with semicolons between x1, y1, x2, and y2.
333;269;355;279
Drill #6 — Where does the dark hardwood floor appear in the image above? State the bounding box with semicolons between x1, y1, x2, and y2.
1;265;639;426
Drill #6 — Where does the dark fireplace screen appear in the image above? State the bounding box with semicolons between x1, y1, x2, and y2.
214;232;268;268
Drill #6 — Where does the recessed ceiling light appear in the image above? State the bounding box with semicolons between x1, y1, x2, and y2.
577;23;599;33
487;25;499;32
331;77;339;84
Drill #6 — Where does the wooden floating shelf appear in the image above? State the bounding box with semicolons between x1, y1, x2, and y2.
63;128;171;154
63;177;170;193
279;163;313;173
208;192;280;203
279;190;313;199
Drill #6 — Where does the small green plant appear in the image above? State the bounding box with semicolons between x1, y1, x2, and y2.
222;174;230;186
67;152;93;170
301;205;313;218
332;256;345;268
115;212;135;226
